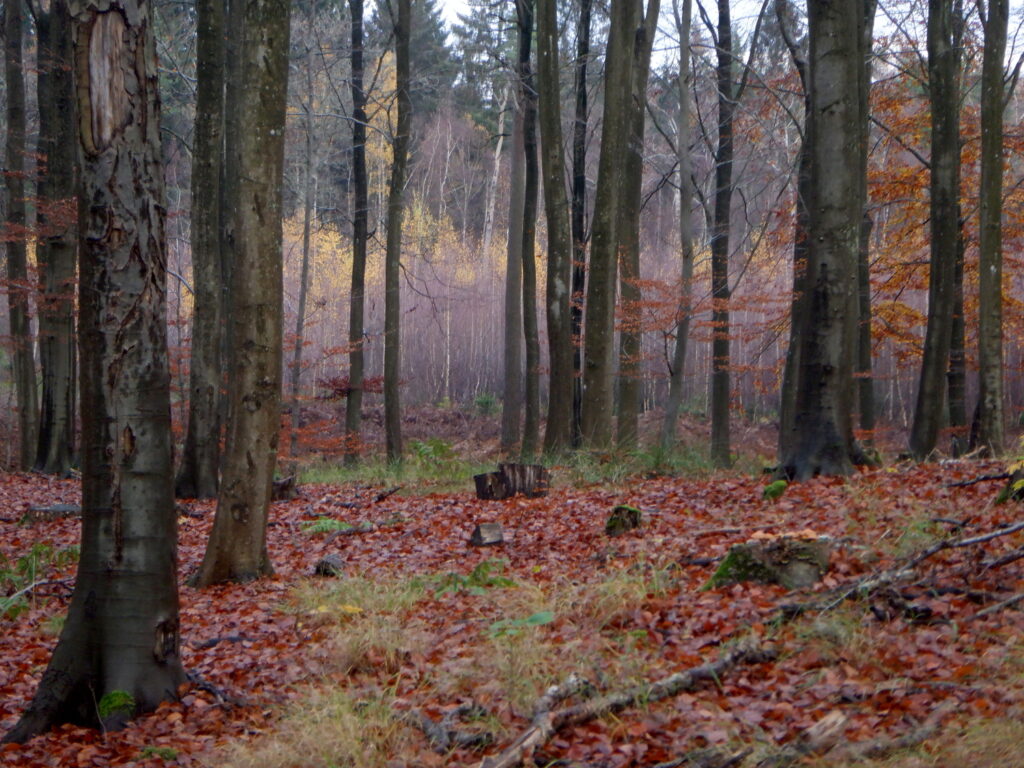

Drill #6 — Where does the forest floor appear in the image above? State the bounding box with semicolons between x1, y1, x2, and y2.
1;457;1024;767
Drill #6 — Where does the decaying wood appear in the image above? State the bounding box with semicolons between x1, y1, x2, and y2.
971;591;1024;620
944;473;1009;488
271;475;299;500
478;641;773;768
474;463;550;500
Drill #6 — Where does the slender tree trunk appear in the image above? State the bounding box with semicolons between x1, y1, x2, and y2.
518;0;541;460
709;0;735;468
34;0;78;476
616;0;660;449
780;0;862;480
660;0;694;451
776;0;809;461
344;0;368;466
909;0;960;460
4;0;185;740
289;64;316;459
948;217;967;455
855;0;877;446
570;0;592;448
501;110;526;453
4;0;39;469
581;0;640;447
384;0;411;463
175;0;224;498
482;87;509;263
194;0;290;586
976;0;1008;455
537;0;573;453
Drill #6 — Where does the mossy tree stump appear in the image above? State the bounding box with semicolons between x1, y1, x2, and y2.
705;533;831;590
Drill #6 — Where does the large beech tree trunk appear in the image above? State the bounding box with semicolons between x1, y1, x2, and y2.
344;0;368;466
175;0;224;498
570;0;591;448
4;0;185;741
780;0;863;480
193;0;290;586
34;0;78;476
4;0;38;469
615;0;659;449
384;0;411;463
660;0;694;451
976;0;1009;455
581;0;640;448
909;0;961;460
537;0;573;454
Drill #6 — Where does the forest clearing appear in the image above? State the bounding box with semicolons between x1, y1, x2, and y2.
2;451;1024;767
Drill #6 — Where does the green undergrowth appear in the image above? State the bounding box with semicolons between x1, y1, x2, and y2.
0;542;79;620
225;562;686;767
298;440;492;494
298;440;771;497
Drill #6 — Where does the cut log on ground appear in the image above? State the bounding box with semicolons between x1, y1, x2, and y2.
474;464;550;500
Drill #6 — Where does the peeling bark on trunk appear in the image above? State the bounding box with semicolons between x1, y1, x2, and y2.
344;0;368;466
34;0;78;476
4;0;185;740
193;0;290;586
176;0;224;498
384;0;411;463
537;0;573;454
4;0;39;469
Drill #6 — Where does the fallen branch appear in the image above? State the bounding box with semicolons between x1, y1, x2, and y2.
478;641;774;768
373;485;402;503
693;523;784;538
832;699;954;761
984;546;1024;570
944;473;1009;488
186;671;250;708
971;592;1024;620
759;701;954;766
399;703;493;753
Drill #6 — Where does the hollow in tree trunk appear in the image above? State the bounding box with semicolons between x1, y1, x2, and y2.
4;0;185;740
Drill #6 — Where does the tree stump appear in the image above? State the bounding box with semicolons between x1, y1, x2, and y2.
705;532;831;590
474;464;549;500
605;505;642;536
313;553;345;577
272;475;299;501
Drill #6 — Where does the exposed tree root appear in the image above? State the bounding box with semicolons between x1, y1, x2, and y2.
477;641;775;768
